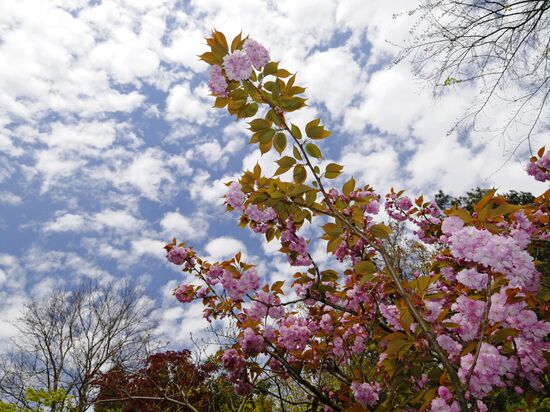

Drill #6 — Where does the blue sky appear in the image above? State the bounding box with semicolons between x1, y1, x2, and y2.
0;0;547;349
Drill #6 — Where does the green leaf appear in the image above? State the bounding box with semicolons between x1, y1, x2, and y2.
276;156;296;168
244;103;258;117
488;203;521;218
305;143;322;159
370;223;392;239
342;177;355;197
249;118;270;131
325;163;343;179
306;126;324;138
354;260;377;274
293;164;307;184
490;327;519;344
263;61;279;76
273;132;287;154
259;129;275;144
293;145;303;160
213;97;228;108
231;32;242;52
474;189;497;213
305;118;320;136
275;69;291;78
290;124;302;139
198;51;218;65
259;137;272;154
322;223;343;237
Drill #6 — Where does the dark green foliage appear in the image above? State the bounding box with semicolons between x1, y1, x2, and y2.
434;187;535;212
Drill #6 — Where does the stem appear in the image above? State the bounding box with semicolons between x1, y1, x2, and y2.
466;277;493;390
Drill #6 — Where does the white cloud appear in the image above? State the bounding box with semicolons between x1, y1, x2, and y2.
131;238;166;260
24;248;113;283
188;170;232;206
301;47;364;118
165;82;213;124
204;236;246;260
44;213;86;232
160;211;209;241
0;191;22;205
94;209;144;231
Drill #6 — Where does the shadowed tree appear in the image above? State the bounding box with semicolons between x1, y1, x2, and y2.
0;282;157;412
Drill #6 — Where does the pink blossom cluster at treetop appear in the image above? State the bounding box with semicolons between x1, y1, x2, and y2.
208;38;270;96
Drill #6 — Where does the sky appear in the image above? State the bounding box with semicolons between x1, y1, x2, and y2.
0;0;548;350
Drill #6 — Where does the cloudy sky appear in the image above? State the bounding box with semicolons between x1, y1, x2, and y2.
0;0;547;349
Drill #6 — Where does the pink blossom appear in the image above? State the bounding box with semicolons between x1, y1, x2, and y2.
396;196;413;211
167;246;191;265
207;64;227;97
379;303;403;331
526;152;550;182
449;295;486;341
246;291;285;320
441;216;464;235
205;265;223;285
226;182;246;210
234;380;253;396
281;220;312;266
245;204;277;233
240;327;265;357
456;268;488;291
424;300;444;322
448;226;539;292
220;268;260;300
223;50;253;81
458;343;516;398
429;397;460;412
221;348;245;372
351;381;379;407
278;316;311;351
243;39;270;68
174;284;195;303
366;200;380;214
438;386;452;402
437;334;462;360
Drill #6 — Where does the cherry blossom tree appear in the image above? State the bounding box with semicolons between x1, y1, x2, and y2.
165;31;549;411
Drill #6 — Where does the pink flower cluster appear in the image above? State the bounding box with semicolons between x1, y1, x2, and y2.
449;295;485;341
174;284;195;303
246;291;285;320
207;65;228;97
278;316;313;351
240;327;265;357
281;219;312;266
526;151;549;182
245;204;277;233
429;387;459;412
226;182;246;210
351;381;379;407
456;268;488;291
221;348;252;396
458;343;516;398
222;39;269;82
166;246;194;269
243;39;270;68
386;193;442;243
220;267;260;300
379;303;404;331
442;216;540;292
223;50;253;81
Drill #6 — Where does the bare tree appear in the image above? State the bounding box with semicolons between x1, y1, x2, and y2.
396;0;550;155
0;282;158;412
